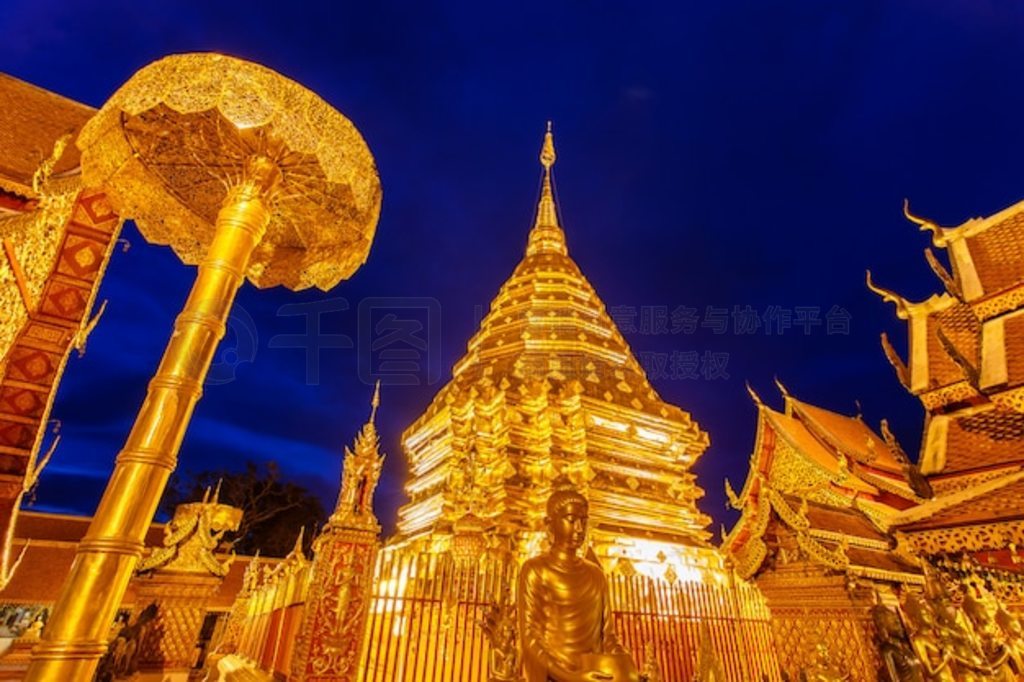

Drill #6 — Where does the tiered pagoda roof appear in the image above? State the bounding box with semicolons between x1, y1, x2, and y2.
395;127;712;552
869;198;1024;572
723;383;922;585
872;202;1024;477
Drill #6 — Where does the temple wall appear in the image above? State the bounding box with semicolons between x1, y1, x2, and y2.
756;568;879;682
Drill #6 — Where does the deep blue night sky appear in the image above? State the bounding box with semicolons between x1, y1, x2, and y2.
3;1;1024;533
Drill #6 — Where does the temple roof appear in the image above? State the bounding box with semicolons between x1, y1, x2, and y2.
909;198;1024;301
724;387;921;581
875;199;1024;415
788;398;906;475
937;408;1024;474
0;511;259;610
893;470;1024;532
0;73;93;199
730;386;918;509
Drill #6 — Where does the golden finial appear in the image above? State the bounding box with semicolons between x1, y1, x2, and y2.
745;381;764;407
773;376;791;400
32;133;72;196
540;121;556;171
865;270;911;320
724;478;742;509
903;198;947;246
527;122;567;256
369;379;381;424
924;247;962;299
292;527;306;558
212;477;223;504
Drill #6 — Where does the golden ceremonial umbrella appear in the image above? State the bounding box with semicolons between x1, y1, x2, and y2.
25;53;381;681
79;51;380;290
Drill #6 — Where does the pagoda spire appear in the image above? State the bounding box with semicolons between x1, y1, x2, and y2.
330;382;385;531
526;122;568;256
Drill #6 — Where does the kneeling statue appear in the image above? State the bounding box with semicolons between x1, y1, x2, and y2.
518;477;639;682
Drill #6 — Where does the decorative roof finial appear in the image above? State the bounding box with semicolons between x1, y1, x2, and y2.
369;379;381;424
745;381;764;407
903;198;947;247
292;526;306;559
865;270;911;320
527;122;567;256
540;120;556;171
773;376;791;400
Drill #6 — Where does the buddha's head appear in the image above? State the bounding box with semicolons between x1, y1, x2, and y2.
546;476;589;552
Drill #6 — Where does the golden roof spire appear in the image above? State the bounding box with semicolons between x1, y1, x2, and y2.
527;121;567;256
369;379;381;424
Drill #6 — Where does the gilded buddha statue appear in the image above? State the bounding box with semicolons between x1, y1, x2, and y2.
995;608;1024;677
517;477;639;682
962;586;1015;682
922;568;990;681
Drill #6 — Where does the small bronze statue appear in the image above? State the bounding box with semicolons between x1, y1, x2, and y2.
872;601;924;682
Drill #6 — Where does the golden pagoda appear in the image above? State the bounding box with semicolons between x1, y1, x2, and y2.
395;124;711;557
352;127;780;681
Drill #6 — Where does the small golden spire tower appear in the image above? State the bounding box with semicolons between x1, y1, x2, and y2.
330;380;385;531
290;385;385;682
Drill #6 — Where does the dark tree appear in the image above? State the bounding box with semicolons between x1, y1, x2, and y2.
160;461;325;557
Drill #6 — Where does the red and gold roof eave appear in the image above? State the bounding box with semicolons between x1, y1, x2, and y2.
722;406;776;557
789;398;907;476
724;403;912;556
893;469;1024;531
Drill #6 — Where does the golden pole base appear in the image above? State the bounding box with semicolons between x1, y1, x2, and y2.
24;164;278;682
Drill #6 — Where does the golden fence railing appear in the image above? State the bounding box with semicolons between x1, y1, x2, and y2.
357;547;781;682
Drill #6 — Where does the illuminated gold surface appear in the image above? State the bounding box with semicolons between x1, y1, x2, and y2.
518;478;637;682
290;386;385;681
397;125;711;560
354;129;780;682
25;53;380;681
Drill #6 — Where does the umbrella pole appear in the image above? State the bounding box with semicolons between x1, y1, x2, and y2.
25;157;280;682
